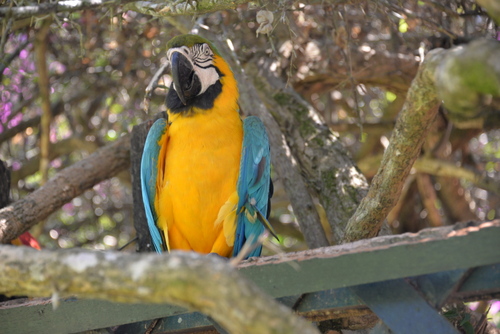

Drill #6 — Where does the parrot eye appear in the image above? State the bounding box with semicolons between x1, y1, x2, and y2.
202;44;211;56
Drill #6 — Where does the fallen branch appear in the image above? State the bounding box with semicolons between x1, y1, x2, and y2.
0;247;320;334
0;134;130;243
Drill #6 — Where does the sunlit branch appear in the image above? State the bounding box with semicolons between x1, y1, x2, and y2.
0;0;135;19
0;134;131;243
0;247;320;334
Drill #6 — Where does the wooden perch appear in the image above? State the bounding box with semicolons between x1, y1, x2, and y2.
1;221;499;333
0;134;131;244
0;247;320;334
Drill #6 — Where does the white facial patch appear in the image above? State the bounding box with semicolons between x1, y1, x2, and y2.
167;43;220;95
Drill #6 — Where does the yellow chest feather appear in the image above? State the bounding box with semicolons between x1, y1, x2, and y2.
155;105;243;256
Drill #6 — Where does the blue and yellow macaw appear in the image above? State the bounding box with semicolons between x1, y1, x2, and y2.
141;34;274;258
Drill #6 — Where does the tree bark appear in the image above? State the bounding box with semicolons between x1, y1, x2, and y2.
476;0;500;25
344;39;500;242
0;247;320;334
343;48;443;242
0;134;131;244
434;39;500;129
247;58;369;244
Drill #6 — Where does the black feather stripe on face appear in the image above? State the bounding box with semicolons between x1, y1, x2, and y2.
166;80;223;114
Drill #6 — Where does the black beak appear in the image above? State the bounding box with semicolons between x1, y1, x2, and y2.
170;51;201;105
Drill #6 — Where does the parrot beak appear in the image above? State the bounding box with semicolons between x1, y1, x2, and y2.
170;51;201;105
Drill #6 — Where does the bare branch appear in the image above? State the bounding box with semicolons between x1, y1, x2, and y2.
11;137;99;185
0;0;137;19
0;134;130;243
414;157;500;196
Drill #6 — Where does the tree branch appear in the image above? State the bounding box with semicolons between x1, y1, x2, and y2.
414;157;500;196
344;39;500;242
0;0;137;19
476;0;500;25
10;137;99;185
434;39;500;129
0;134;130;244
247;59;369;244
34;20;52;185
126;0;251;17
343;49;443;243
0;247;320;334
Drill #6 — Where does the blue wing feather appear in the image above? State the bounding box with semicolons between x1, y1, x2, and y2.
140;118;168;253
233;116;272;258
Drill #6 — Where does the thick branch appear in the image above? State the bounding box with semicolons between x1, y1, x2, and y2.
0;248;319;334
0;135;130;243
476;0;500;25
0;0;137;19
126;0;250;17
343;49;443;243
248;59;369;244
435;39;500;129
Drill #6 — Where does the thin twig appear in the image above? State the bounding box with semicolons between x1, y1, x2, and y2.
143;60;169;113
0;35;29;82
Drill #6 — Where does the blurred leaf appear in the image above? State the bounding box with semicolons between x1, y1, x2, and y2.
110;103;123;114
386;91;397;102
399;19;408;33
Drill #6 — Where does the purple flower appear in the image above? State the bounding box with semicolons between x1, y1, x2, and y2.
9;113;22;127
1;102;12;122
11;161;21;171
491;300;500;314
19;49;29;60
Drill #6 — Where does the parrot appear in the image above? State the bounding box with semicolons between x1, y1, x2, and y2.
141;34;275;258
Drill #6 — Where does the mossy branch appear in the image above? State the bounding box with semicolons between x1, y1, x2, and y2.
434;39;500;129
0;246;319;334
344;40;500;242
476;0;500;25
247;59;369;244
343;49;443;243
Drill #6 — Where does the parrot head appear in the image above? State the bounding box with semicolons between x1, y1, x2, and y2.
165;34;237;114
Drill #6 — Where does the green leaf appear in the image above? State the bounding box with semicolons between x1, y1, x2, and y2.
110;103;123;114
